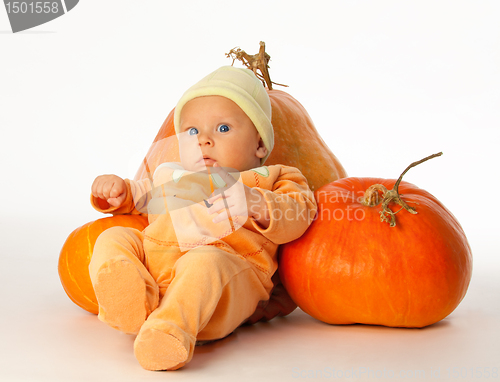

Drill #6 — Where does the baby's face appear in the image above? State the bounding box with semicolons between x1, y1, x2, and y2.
178;96;267;172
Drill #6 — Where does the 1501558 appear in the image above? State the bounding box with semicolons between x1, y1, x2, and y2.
5;2;59;14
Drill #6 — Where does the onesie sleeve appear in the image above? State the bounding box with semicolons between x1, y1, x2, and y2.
90;178;152;216
250;166;318;245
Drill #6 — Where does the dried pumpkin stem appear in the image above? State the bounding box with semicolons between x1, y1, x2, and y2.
225;41;288;90
361;152;443;227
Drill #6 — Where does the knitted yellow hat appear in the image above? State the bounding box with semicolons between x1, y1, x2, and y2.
173;66;274;164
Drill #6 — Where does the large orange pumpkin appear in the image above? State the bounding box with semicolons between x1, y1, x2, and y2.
58;215;149;314
279;164;473;328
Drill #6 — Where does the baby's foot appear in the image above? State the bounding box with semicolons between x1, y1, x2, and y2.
134;327;190;371
94;259;149;335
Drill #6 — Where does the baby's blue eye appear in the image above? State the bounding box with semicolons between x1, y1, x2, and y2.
188;127;199;135
217;124;230;133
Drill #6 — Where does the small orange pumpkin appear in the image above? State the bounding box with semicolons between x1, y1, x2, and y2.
58;215;149;314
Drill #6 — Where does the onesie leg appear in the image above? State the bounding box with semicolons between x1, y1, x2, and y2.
93;259;149;335
134;320;192;371
89;227;159;335
133;247;271;370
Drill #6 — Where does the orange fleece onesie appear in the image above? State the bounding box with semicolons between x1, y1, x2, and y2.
89;163;317;370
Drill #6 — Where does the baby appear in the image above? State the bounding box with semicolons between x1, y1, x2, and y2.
89;66;318;371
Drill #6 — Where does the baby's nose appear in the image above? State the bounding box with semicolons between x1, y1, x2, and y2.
198;134;214;145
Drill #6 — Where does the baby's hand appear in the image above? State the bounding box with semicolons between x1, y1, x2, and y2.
91;175;127;207
206;163;270;228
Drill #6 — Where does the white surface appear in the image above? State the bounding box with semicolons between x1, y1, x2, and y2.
0;221;499;381
1;1;499;380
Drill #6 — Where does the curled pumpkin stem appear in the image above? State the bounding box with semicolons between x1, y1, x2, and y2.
361;152;443;227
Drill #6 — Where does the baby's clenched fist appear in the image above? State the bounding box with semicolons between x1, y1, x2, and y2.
91;174;127;207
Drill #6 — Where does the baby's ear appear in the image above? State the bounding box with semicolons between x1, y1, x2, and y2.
256;137;268;159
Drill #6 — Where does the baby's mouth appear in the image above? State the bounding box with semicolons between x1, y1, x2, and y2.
198;156;216;166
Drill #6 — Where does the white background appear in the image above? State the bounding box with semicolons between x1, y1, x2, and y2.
1;1;499;381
